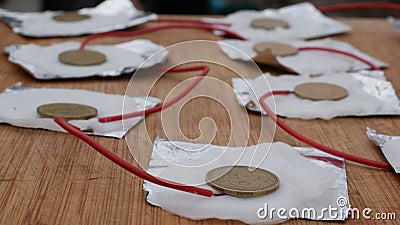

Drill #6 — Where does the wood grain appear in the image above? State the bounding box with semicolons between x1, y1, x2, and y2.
0;16;399;225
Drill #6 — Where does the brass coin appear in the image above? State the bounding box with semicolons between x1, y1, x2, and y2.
53;12;91;22
294;82;349;101
205;166;279;197
253;42;298;57
59;49;107;66
37;103;98;120
251;18;289;30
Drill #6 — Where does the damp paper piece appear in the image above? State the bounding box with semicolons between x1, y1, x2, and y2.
367;128;400;173
219;38;387;75
232;70;400;120
5;40;167;79
206;2;350;41
388;16;400;32
0;0;156;37
0;83;160;138
144;138;349;224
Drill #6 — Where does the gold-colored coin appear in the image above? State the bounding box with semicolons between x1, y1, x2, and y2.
253;42;298;57
59;49;107;66
53;12;91;22
294;82;349;101
205;166;279;197
37;103;98;120
251;18;289;30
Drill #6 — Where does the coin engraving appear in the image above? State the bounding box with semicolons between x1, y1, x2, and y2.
205;166;279;197
37;103;98;120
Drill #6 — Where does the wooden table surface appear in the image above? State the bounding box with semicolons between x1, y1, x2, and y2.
0;16;399;225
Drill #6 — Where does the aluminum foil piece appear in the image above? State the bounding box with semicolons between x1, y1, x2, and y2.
388;16;400;32
5;40;167;79
232;70;400;119
218;38;387;75
144;138;349;224
0;0;156;37
0;83;160;138
207;2;350;41
366;128;399;173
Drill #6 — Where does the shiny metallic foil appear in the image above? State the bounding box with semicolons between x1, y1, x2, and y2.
0;0;156;37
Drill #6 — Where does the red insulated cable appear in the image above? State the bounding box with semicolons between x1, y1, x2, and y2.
98;65;209;123
258;91;392;170
54;116;218;197
80;24;246;49
298;46;380;71
318;2;400;13
153;18;231;27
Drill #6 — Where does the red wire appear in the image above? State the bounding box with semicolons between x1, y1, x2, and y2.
258;91;392;170
153;18;231;27
298;46;380;71
80;24;246;49
54;3;395;197
53;116;218;197
98;65;209;123
318;2;400;13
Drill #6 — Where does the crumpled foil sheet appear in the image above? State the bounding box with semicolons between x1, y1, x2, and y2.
5;40;167;79
232;70;400;119
366;128;399;173
207;2;350;41
218;38;387;75
0;83;160;138
0;0;156;37
144;138;349;224
388;16;400;32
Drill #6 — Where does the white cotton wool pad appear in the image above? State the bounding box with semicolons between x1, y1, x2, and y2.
219;38;387;75
232;71;400;119
144;139;348;224
0;0;156;37
0;83;160;138
5;40;167;79
206;2;350;41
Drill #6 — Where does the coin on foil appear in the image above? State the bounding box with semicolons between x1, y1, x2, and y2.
253;42;298;57
294;82;348;101
59;49;107;66
53;12;91;22
37;103;98;120
251;18;289;30
205;166;279;197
